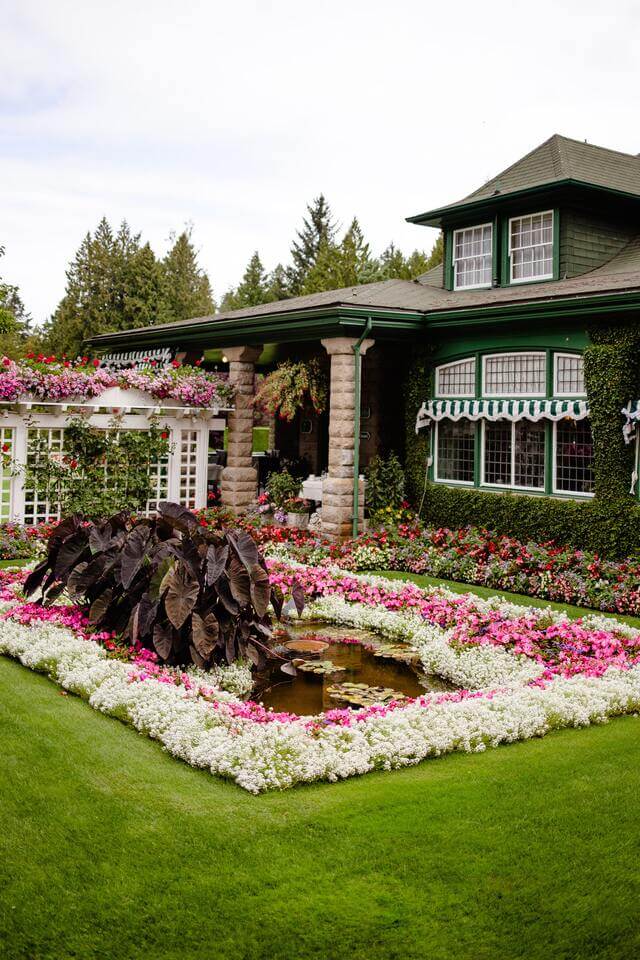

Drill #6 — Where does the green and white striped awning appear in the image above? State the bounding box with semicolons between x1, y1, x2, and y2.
415;398;590;433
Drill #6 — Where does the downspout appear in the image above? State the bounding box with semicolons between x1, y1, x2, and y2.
351;317;373;538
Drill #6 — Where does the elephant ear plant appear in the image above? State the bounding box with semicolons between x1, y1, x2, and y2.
24;502;305;673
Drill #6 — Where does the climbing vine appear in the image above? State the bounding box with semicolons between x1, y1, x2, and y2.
24;416;171;519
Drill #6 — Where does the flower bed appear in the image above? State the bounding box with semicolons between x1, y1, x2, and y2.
2;561;640;793
0;356;234;408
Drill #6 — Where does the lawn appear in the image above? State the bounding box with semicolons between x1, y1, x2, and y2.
2;656;640;960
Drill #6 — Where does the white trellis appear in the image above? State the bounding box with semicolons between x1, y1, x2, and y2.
0;386;232;523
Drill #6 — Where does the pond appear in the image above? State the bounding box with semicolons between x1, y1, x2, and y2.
252;622;456;716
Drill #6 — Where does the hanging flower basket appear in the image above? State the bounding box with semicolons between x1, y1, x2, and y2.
254;359;327;421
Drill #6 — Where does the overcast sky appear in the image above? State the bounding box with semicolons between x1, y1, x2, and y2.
2;0;640;324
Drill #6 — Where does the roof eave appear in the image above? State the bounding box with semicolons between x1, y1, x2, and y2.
406;179;640;227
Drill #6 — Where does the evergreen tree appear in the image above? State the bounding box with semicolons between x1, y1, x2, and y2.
301;218;380;293
379;242;410;279
123;242;168;329
161;228;215;322
220;251;270;311
0;244;40;357
265;263;289;303
287;194;336;294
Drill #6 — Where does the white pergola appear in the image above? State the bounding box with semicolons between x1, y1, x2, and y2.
0;386;233;524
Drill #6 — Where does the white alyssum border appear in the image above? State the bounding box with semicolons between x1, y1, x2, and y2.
3;583;640;793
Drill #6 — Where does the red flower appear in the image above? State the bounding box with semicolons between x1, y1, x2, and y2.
92;358;100;368
160;431;169;440
194;359;202;367
1;443;10;453
69;459;78;469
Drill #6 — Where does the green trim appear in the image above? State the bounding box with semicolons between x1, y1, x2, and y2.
423;291;640;329
444;230;454;291
406;179;640;227
553;207;560;279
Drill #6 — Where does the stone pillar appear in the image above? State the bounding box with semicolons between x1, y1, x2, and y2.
320;336;374;541
220;345;262;513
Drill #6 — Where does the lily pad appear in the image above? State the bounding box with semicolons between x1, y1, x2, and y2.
283;639;330;655
295;660;346;675
326;682;408;708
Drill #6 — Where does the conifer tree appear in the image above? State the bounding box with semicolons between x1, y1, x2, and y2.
220;252;270;311
161;228;215;322
287;194;336;294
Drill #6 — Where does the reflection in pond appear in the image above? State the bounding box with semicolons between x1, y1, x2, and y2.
252;622;456;716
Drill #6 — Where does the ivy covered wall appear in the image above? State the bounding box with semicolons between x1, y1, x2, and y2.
402;318;640;558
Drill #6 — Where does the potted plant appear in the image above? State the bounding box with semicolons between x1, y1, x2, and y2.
256;492;273;525
265;468;302;525
284;497;312;529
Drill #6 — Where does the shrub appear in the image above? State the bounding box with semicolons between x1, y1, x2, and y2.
365;454;405;518
25;502;304;671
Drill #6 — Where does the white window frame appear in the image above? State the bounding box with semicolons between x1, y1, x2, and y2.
552;420;595;498
553;352;586;397
434;357;476;398
508;210;554;285
433;421;476;487
480;420;546;492
482;351;547;399
452;222;493;291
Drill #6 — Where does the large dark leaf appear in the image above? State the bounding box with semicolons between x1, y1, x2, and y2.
191;612;219;660
216;575;239;615
121;524;152;589
206;543;229;585
157;502;198;534
88;588;113;628
228;554;251;606
153;621;174;660
66;561;90;599
249;564;271;618
227;530;260;572
49;515;81;550
270;586;283;621
149;556;174;601
164;565;199;630
23;559;50;597
280;660;297;676
89;522;113;555
54;533;90;580
291;579;306;617
138;594;159;637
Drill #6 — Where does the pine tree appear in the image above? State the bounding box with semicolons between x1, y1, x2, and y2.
265;263;290;303
123;242;168;329
161;228;215;322
301;218;380;293
287;194;336;294
0;244;38;357
220;252;270;311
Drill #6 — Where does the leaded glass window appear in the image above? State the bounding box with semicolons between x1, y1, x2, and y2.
482;421;545;490
436;420;475;483
554;354;585;395
483;353;546;396
435;358;476;398
554;419;594;495
452;224;492;289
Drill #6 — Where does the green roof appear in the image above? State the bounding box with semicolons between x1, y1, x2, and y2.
408;135;640;226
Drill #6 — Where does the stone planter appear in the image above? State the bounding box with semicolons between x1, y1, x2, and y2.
286;512;309;529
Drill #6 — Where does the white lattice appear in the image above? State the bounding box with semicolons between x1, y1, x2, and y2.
179;430;199;508
24;428;65;524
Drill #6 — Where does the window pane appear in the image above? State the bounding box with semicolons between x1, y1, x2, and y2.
437;421;475;483
555;419;594;494
484;353;546;395
484;422;512;485
514;422;545;488
510;212;553;280
436;358;476;397
555;354;585;394
453;224;492;288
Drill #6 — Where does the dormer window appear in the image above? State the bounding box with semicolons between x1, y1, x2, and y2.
509;211;554;283
452;224;492;289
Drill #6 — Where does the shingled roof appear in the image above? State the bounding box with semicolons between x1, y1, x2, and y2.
408;135;640;225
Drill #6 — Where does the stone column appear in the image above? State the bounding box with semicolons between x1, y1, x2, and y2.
220;345;262;513
320;336;374;541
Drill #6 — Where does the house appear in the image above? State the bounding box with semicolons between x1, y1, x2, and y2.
89;135;640;548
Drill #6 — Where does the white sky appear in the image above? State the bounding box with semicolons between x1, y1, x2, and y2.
1;0;640;324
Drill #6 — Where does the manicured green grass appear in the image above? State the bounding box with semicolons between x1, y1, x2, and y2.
372;569;640;629
0;558;30;569
2;657;640;960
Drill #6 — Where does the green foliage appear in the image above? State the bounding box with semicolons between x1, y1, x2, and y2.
0;243;40;358
379;234;443;280
288;194;337;295
365;453;406;518
255;359;328;421
24;417;170;520
42;220;215;357
161;227;215;322
220;251;271;311
265;468;302;509
25;504;301;671
402;344;436;505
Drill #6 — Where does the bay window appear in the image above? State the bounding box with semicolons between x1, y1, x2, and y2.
452;224;493;289
554;419;594;494
482;421;545;490
509;211;554;283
